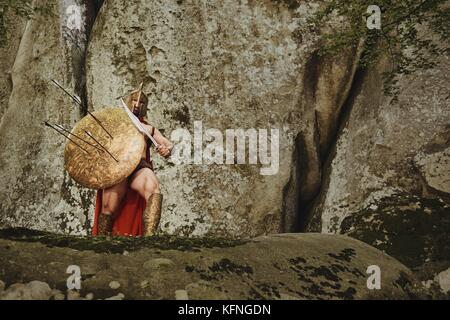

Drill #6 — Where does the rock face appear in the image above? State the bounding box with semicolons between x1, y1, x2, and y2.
0;0;101;234
414;130;450;196
305;54;450;292
0;229;428;300
86;0;362;237
0;12;26;121
0;0;363;238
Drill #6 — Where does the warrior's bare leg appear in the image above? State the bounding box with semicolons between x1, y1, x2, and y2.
130;168;162;236
102;179;128;216
130;168;160;199
97;179;128;235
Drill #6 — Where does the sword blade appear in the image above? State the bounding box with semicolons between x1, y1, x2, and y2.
120;98;159;148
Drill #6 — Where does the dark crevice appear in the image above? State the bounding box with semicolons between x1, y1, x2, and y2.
79;0;104;116
92;0;105;14
280;132;306;232
60;0;104;118
79;0;104;230
298;52;323;217
282;46;368;233
59;0;104;231
303;51;319;103
301;66;368;231
281;52;322;233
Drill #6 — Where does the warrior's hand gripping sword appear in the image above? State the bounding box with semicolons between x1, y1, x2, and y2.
120;98;159;149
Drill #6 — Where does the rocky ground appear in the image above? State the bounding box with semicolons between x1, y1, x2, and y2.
0;228;436;300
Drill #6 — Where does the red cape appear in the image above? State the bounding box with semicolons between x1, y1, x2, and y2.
92;119;151;237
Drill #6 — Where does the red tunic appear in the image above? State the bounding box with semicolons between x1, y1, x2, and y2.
91;119;151;237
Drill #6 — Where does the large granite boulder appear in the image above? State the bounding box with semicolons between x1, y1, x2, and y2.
0;0;101;234
305;54;450;294
86;0;361;237
0;228;429;299
0;0;361;238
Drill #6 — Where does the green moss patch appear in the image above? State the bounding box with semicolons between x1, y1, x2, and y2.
341;193;450;269
0;227;249;254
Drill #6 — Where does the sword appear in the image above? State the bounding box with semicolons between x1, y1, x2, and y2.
136;82;144;114
120;98;159;149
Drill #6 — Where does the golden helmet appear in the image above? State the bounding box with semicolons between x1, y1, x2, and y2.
123;82;149;119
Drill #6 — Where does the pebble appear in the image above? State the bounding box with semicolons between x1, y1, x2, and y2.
53;293;66;300
85;293;94;300
109;281;121;289
143;258;175;270
435;267;450;293
105;293;125;300
67;290;81;300
175;289;189;300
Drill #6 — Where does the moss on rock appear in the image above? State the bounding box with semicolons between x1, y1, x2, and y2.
0;227;249;254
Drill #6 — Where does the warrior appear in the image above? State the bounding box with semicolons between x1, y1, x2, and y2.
92;85;173;237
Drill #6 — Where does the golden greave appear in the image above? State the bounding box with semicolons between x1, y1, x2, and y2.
97;212;113;236
143;193;163;236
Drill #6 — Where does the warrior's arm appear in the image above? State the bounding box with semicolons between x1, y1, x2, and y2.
153;128;173;150
144;124;173;158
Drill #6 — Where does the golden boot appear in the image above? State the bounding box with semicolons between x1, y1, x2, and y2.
143;193;163;236
97;212;113;236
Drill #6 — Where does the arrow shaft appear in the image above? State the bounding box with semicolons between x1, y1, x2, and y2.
51;79;113;139
44;122;90;155
85;131;118;163
55;124;105;153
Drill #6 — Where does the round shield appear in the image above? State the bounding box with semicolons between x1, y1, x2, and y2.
64;107;145;190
